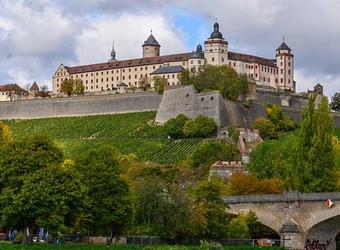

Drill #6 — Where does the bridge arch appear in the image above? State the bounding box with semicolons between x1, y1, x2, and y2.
303;205;340;232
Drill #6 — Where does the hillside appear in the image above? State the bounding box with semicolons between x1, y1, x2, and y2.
336;128;340;139
6;112;202;164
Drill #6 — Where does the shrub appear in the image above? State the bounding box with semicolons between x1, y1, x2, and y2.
253;117;278;139
191;140;239;168
163;114;189;139
183;115;217;138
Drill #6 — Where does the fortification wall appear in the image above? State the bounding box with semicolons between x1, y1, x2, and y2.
0;93;162;120
155;85;227;127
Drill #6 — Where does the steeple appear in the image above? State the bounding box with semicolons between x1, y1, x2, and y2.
108;41;117;62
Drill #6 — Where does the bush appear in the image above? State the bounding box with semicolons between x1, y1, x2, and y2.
183;116;217;138
253;118;278;139
191;140;239;168
163;114;189;139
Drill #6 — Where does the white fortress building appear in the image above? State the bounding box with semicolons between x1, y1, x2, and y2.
52;22;295;95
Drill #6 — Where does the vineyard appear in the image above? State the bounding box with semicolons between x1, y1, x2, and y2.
6;112;202;164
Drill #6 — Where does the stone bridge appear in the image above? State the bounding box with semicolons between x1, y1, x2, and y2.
223;192;340;250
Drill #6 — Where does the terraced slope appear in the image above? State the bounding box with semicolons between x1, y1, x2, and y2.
6;112;202;164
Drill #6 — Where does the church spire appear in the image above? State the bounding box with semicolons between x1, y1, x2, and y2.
109;41;117;62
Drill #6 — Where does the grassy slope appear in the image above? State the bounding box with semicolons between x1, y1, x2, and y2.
336;128;340;139
6;112;201;165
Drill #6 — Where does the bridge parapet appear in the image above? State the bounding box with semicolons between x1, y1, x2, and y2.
222;191;340;204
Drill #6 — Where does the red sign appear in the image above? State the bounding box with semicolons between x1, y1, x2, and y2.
325;199;333;208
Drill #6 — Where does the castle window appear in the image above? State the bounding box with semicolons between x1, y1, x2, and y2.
91;80;93;83
288;70;291;75
57;79;59;82
111;77;114;81
135;75;137;79
96;85;98;88
222;58;224;62
129;68;131;72
111;71;114;74
255;74;258;78
190;60;193;64
234;63;236;67
96;72;98;76
117;70;119;73
101;78;103;82
281;78;283;83
101;72;103;75
140;67;143;70
86;80;88;84
129;75;131;80
182;62;185;66
91;73;93;76
281;69;284;74
172;74;175;79
123;76;125;80
288;79;290;83
75;75;78;78
135;68;137;71
123;69;125;73
153;66;156;69
91;86;93;89
212;57;215;62
288;62;291;66
145;66;147;70
117;77;119;80
198;60;201;65
86;86;88;90
57;84;59;87
106;84;108;88
210;49;213;52
96;79;98;83
106;71;109;74
106;78;109;82
86;74;88;77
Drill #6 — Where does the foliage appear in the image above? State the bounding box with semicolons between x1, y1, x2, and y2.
295;95;336;192
0;134;83;243
0;121;11;145
154;76;167;94
266;104;296;132
74;146;132;239
60;79;84;96
183;115;217;138
139;76;150;91
133;177;192;240
330;92;340;112
194;181;229;238
179;65;248;101
0;243;285;249
191;140;239;168
6;112;202;165
227;126;240;143
253;118;278;139
163;114;189;139
228;173;283;195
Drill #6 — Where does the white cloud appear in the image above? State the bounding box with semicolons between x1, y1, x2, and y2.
75;14;187;64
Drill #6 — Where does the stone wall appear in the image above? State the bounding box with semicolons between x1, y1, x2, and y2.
0;93;162;120
155;85;228;127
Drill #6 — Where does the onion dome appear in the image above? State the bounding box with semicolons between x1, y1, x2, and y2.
210;22;223;39
191;44;204;59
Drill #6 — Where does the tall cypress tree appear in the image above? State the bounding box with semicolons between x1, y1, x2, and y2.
296;95;336;192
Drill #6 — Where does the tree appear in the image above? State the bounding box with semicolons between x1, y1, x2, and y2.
179;65;248;101
183;115;217;138
134;176;192;240
163;114;189;139
40;85;49;98
253;117;278;139
295;95;336;192
139;76;150;92
194;180;229;238
74;146;132;243
228;173;283;195
73;79;85;95
266;104;296;131
0;121;11;145
191;140;239;168
153;76;167;94
0;134;67;243
330;92;340;112
60;79;85;96
60;79;74;96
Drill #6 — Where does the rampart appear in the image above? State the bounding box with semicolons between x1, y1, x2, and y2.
0;93;162;120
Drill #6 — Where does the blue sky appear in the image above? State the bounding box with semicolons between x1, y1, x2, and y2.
0;0;339;97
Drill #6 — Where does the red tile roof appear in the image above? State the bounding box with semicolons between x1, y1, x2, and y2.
63;51;276;74
65;53;192;74
0;84;26;92
228;51;277;67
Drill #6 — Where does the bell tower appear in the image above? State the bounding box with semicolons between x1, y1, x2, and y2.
204;22;228;65
276;38;294;91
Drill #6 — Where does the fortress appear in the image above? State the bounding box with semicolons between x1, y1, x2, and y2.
52;22;295;95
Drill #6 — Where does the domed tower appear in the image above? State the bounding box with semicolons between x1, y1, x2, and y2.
188;44;205;72
204;22;228;65
142;32;160;58
276;40;294;91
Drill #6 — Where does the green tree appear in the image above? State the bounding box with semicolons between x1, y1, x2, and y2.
179;65;248;100
295;95;336;192
330;92;340;112
153;76;167;94
163;114;189;139
73;79;85;95
74;146;132;243
60;79;74;96
191;140;239;168
253;117;278;139
183;115;217;138
194;181;229;238
60;79;85;96
134;176;192;240
0;134;69;243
